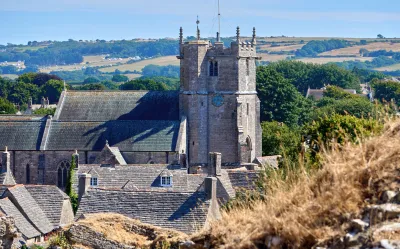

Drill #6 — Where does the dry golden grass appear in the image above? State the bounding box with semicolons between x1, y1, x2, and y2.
99;55;179;73
77;213;186;247
192;119;400;248
296;57;373;64
375;63;400;72
124;73;142;80
259;53;290;62
320;42;400;56
259;44;304;51
40;55;131;73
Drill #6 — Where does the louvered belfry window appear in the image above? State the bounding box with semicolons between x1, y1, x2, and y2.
209;61;218;77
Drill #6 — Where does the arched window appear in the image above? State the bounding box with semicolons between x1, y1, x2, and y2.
209;61;218;77
57;161;70;188
26;164;30;184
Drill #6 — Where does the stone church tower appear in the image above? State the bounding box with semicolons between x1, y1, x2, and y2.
178;25;262;167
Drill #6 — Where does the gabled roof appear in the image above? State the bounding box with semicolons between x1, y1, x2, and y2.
55;91;180;121
0;198;40;239
45;120;180;151
76;189;210;234
75;165;204;192
25;185;70;228
3;185;53;234
0;121;46;150
0;171;16;186
255;155;281;168
107;146;127;165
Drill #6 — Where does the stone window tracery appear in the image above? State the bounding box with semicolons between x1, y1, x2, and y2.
57;160;70;188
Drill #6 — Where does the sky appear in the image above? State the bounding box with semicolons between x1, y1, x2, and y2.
1;0;399;45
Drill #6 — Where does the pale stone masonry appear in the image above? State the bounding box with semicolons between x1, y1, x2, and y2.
0;26;262;187
178;26;262;168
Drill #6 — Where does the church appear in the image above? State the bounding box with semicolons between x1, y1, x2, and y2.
0;26;262;188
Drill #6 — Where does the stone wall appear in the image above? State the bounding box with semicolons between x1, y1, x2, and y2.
0;216;19;249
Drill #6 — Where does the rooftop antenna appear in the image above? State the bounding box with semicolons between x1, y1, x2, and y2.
217;0;221;42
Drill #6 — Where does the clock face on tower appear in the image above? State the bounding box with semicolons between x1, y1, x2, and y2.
212;94;224;107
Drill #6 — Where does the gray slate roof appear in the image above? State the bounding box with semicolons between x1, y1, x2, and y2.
45;120;180;151
75;165;204;192
76;189;209;234
4;185;53;234
25;185;69;228
56;91;179;121
0;198;41;239
227;170;260;190
0;121;45;150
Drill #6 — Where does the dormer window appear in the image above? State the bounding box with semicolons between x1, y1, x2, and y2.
160;176;172;187
90;177;98;186
209;61;218;77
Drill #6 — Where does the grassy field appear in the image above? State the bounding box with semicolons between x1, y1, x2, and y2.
319;42;400;56
259;44;304;51
40;55;132;73
99;56;179;73
256;37;400;43
375;63;400;71
124;73;142;80
296;57;373;64
0;74;18;80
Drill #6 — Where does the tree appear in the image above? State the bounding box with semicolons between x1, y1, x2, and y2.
371;80;400;104
305;114;382;164
33;107;56;115
120;79;168;91
359;48;369;57
377;34;385;39
256;66;312;127
0;98;17;114
40;80;64;103
111;74;128;82
83;77;100;84
32;73;62;87
261;121;301;163
75;83;106;91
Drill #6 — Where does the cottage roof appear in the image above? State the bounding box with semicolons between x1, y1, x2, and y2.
0;121;45;150
3;185;53;234
45;120;180;151
75;165;204;192
76;189;209;234
0;198;40;239
227;170;260;190
25;185;70;228
55;91;180;121
255;155;281;168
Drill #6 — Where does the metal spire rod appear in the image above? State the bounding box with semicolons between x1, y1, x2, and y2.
218;0;221;39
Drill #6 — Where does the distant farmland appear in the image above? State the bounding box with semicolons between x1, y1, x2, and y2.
99;56;179;73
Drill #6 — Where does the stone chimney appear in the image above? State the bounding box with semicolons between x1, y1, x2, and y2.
40;97;45;108
28;97;33;109
72;150;79;169
78;173;91;201
208;152;221;176
204;177;217;200
1;147;10;173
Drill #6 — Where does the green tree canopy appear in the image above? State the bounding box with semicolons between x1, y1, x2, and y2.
0;97;17;114
40;79;64;103
111;74;129;82
256;66;312;127
120;79;168;91
261;121;302;163
83;77;100;84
